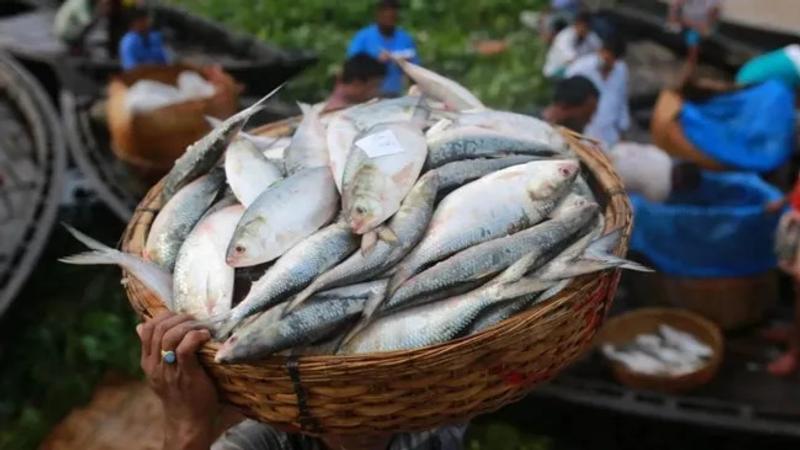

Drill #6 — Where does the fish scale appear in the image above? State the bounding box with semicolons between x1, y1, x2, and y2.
388;160;580;293
216;222;358;336
285;172;439;313
383;202;598;314
145;168;226;271
426;126;560;169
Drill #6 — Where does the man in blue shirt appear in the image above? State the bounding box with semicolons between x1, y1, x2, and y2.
119;7;169;71
347;0;419;97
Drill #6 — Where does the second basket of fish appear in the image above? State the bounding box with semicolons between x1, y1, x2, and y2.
66;62;644;436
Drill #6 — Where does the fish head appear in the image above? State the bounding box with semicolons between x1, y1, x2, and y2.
527;160;580;200
225;216;268;267
347;196;383;234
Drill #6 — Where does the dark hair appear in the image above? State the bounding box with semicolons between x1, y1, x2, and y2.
342;53;387;83
127;7;149;25
602;34;627;58
553;76;599;107
376;0;400;10
574;11;592;25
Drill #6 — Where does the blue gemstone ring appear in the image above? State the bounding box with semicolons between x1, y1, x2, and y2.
161;350;177;365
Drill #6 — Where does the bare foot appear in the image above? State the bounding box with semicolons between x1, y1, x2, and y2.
767;351;799;377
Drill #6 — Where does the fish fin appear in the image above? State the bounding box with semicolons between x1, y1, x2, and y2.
297;102;312;115
387;265;414;296
585;228;623;258
494;252;540;285
410;95;432;129
62;223;115;253
340;290;385;347
377;226;399;246
59;250;118;266
205;115;223;128
361;231;378;255
281;288;314;317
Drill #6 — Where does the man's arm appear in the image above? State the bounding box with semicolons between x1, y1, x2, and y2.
618;66;631;132
668;0;686;24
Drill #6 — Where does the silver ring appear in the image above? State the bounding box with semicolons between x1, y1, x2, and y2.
161;350;176;365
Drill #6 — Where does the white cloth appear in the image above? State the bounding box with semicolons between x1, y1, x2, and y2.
543;26;602;78
124;70;216;114
608;142;673;203
676;0;721;25
786;44;800;75
566;53;631;148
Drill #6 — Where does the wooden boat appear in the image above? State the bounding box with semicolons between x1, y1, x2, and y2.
0;51;67;317
0;1;316;221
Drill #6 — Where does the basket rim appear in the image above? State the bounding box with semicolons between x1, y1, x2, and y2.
120;119;634;365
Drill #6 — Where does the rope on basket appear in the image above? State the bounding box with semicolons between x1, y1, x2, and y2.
286;356;321;434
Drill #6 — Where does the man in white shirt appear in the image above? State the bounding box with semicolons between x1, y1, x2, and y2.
543;12;602;79
565;35;630;148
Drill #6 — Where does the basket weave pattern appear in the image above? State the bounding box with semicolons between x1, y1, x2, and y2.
121;126;632;435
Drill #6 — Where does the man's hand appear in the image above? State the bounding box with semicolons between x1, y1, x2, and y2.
378;49;392;63
137;312;217;450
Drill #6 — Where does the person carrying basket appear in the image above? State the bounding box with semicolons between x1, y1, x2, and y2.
136;312;467;450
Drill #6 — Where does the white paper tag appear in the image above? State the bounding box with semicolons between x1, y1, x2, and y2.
355;129;405;158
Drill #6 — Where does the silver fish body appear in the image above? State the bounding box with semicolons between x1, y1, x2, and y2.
173;204;244;320
145;169;226;271
285;172;439;312
162;84;283;200
389;160;580;292
342;121;428;235
226;166;339;267
220;222;359;334
426;126;560;169
224;139;283;207
394;59;484;111
454;109;571;153
432;155;539;191
340;276;545;354
284;103;329;174
215;280;386;362
384;202;598;313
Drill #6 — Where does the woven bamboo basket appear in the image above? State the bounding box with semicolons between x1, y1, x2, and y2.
107;63;241;183
595;308;724;393
627;270;777;330
650;90;725;171
121;123;633;436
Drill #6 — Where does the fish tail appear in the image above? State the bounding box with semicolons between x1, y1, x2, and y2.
60;224;128;266
62;223;117;253
297;101;312;115
59;250;121;266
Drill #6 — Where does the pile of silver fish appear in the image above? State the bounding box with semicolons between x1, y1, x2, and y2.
62;60;650;363
601;325;713;377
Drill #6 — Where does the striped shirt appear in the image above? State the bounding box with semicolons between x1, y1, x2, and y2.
212;420;466;450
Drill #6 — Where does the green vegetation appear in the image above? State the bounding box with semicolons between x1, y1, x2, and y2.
171;0;551;111
0;222;140;450
468;422;553;450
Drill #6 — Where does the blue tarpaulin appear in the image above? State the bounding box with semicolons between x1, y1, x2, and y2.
630;172;782;278
679;80;796;173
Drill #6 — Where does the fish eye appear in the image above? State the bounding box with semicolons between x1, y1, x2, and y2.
355;206;367;215
235;245;246;254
